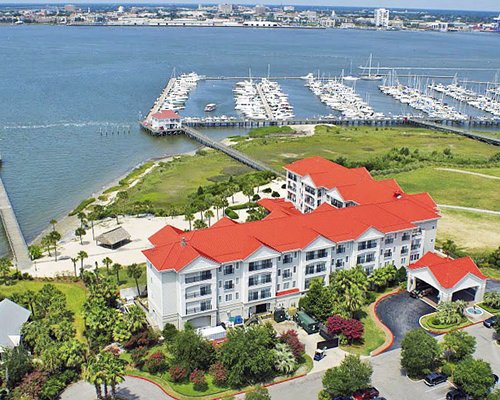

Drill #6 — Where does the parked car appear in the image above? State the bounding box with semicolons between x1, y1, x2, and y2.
483;316;498;328
410;287;433;298
446;388;468;400
314;349;326;361
352;387;380;400
424;372;448;386
373;398;387;400
332;397;352;400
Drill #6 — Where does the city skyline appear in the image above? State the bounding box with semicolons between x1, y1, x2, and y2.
1;0;499;12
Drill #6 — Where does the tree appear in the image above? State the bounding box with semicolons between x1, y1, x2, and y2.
1;345;33;389
84;355;105;400
41;235;52;257
435;301;464;325
484;292;500;309
23;290;36;317
330;266;368;318
125;305;146;333
75;227;86;245
326;315;364;343
441;330;476;362
322;354;372;397
204;209;214;226
102;257;113;274
111;263;122;284
219;324;276;387
454;358;495;399
71;257;79;277
273;342;296;374
170;328;215;373
77;211;87;228
127;263;143;297
28;244;43;261
162;323;178;343
0;256;12;283
441;239;464;258
101;350;126;399
184;210;195;231
298;278;333;321
278;330;305;361
193;219;208;230
78;250;88;271
49;230;61;261
245;386;271;400
489;389;500;400
50;219;57;231
401;329;441;378
242;185;254;203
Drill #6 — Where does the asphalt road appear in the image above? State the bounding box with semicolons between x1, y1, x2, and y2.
487;279;500;293
375;292;436;349
61;376;173;400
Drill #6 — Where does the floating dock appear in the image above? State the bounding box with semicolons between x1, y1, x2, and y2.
0;176;31;270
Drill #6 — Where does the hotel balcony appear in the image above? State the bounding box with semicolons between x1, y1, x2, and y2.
186;303;212;315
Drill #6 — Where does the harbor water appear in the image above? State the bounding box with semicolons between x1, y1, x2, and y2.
0;26;499;255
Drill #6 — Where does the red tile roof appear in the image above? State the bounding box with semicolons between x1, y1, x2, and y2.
408;252;487;289
151;110;181;120
276;288;300;297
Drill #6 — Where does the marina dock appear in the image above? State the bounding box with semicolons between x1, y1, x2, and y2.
255;83;275;120
0;177;31;270
144;77;176;123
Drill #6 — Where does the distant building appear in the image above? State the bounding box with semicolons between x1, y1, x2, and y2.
495;14;500;32
420;20;448;32
254;5;267;16
117;6;125;14
283;6;295;12
64;4;76;12
150;110;182;131
374;8;389;28
218;4;233;14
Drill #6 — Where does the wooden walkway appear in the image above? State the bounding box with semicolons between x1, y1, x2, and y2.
0;177;31;270
408;118;500;146
182;126;284;177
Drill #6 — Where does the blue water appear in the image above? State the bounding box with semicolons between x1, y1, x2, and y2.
0;26;499;254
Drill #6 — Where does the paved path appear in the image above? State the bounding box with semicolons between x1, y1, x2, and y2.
438;204;500;215
61;376;173;400
267;372;323;400
375;292;436;349
436;167;500;181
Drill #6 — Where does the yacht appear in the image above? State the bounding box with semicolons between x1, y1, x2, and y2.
204;103;217;112
360;54;384;81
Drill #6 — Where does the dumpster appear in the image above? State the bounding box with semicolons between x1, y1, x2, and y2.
296;310;319;334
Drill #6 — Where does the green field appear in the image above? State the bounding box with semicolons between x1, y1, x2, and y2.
95;263;147;290
233;125;499;169
113;152;252;211
0;280;87;340
387;167;500;211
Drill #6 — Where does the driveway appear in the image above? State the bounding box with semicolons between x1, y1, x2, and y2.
61;376;173;400
375;292;435;349
487;279;500;293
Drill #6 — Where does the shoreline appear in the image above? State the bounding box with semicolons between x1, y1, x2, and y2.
31;148;199;247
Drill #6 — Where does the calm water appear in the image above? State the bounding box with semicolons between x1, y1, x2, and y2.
0;26;499;254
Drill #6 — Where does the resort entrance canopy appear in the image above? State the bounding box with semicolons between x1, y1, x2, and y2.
96;226;131;249
407;252;487;304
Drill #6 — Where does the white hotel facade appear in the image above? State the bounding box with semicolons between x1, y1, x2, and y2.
144;157;440;329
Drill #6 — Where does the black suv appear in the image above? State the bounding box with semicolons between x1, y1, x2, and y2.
424;372;448;386
446;389;468;400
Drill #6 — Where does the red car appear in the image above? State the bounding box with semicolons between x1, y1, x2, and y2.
352;388;380;400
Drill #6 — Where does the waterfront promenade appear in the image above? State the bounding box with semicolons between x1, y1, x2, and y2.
0;177;31;269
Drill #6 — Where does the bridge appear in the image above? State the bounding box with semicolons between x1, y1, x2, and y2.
0;177;31;270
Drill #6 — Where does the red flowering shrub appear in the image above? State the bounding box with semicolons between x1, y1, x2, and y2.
12;371;48;400
145;351;168;374
279;330;305;360
209;361;228;387
326;315;364;343
189;369;207;391
169;365;188;382
130;346;148;369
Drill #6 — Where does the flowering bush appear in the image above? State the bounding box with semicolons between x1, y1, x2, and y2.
169;365;187;382
326;315;364;343
279;330;305;360
209;361;228;387
189;369;207;391
145;351;168;374
130;346;148;369
326;315;346;335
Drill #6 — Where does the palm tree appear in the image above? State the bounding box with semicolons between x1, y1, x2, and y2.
28;244;43;261
213;196;223;219
75;227;86;245
23;290;36;317
127;263;143;297
50;219;57;232
193;219;207;230
111;263;122;284
242;185;254;203
78;251;88;271
87;213;96;240
71;257;79;277
41;235;52;257
101;351;126;399
204;209;214;226
102;257;113;274
184;211;195;231
77;211;87;228
126;305;146;333
49;230;61;261
0;257;12;284
84;355;105;400
273;343;296;374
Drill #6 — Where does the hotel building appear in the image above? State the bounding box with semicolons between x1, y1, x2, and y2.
143;156;440;329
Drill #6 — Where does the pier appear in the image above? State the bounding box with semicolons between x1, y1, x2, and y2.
0;177;31;270
144;77;176;124
182;126;284;176
255;83;275;120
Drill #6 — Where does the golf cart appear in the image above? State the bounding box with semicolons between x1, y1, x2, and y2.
314;348;326;361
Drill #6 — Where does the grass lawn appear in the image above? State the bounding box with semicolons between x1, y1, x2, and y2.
437;209;500;253
233;125;499;169
480;267;500;280
95;263;147;290
420;313;471;333
0;280;87;340
387;167;500;212
341;306;386;356
113;151;251;211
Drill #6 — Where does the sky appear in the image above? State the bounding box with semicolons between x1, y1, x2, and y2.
1;0;499;12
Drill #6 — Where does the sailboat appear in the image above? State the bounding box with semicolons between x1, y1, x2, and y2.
343;60;359;81
360;54;383;81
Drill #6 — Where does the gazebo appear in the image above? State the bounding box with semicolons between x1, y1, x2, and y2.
96;226;131;249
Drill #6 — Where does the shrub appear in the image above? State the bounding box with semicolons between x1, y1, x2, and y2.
225;208;239;220
245;386;271;400
441;362;455;377
271;191;280;198
169;365;188;382
279;330;305;361
189;369;207;391
401;329;441;378
162;323;178;342
262;188;272;193
209;362;228;387
40;370;77;400
484;292;500;309
130;346;148;369
326;315;364;342
145;352;168;374
252;194;261;201
124;329;158;350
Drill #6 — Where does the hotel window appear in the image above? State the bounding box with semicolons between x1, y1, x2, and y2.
305;265;315;275
292;281;296;287
293;266;297;273
224;280;234;291
236;292;239;300
336;245;346;254
401;258;406;265
225;294;233;302
283;254;293;264
224;265;234;275
306;249;328;261
283;282;290;290
283;269;292;279
277;284;280;291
